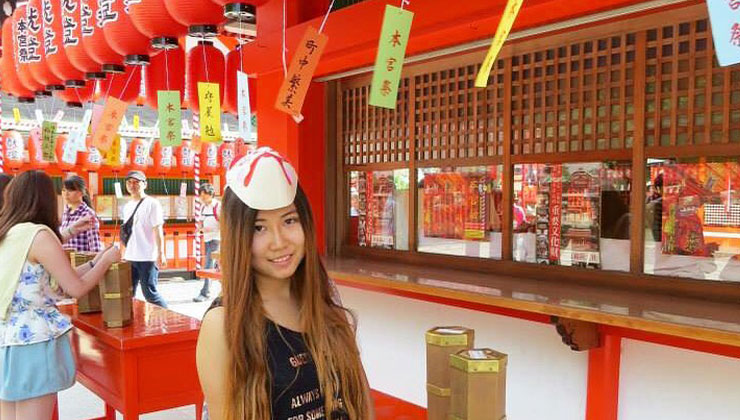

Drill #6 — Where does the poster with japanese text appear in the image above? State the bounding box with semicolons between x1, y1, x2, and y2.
198;83;222;143
92;97;127;153
275;26;328;118
475;0;523;87
369;5;414;109
41;121;57;162
158;91;182;147
707;0;740;66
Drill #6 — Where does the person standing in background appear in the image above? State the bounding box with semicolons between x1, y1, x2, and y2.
193;183;221;302
60;175;102;253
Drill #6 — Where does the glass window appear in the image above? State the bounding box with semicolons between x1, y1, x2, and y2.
348;170;410;250
417;166;503;259
513;162;632;271
644;158;740;282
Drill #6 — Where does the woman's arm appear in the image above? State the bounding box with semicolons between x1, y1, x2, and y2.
29;230;119;298
197;307;231;420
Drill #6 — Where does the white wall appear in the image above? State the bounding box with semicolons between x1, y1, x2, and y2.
619;339;740;420
337;286;588;420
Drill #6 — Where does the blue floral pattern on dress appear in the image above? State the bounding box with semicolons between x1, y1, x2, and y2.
0;261;73;347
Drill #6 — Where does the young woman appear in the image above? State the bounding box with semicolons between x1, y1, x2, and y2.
0;171;120;420
197;148;374;420
60;175;103;252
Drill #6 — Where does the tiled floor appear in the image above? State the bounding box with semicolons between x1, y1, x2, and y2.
58;278;427;420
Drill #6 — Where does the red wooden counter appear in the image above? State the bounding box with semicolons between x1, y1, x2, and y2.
58;301;203;420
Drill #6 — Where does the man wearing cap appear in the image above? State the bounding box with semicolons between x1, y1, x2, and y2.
121;170;168;308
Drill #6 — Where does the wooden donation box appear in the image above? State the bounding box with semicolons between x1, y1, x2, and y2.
449;348;508;420
100;262;133;328
425;327;475;420
74;252;102;314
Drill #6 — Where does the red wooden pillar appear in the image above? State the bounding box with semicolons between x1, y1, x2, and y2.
586;332;622;420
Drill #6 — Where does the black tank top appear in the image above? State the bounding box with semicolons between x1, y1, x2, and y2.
208;299;348;420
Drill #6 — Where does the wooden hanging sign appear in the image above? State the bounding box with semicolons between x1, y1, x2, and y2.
275;26;329;118
369;5;414;109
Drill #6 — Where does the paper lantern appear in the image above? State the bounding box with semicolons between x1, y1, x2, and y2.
186;41;225;113
223;46;256;115
63;0;105;78
54;81;96;105
99;65;141;104
152;140;173;175
175;140;195;175
3;131;26;171
144;47;185;109
218;141;235;171
54;134;76;171
28;128;50;169
80;0;125;73
1;20;37;100
210;0;265;21
162;0;224;36
129;138;151;171
129;0;188;49
13;5;47;93
201;142;219;175
27;0;65;89
80;137;103;172
102;0;156;65
43;0;86;85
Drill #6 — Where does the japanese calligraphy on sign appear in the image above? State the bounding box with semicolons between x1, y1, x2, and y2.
275;26;328;118
25;5;43;63
158;91;182;147
96;0;118;27
237;71;252;140
41;121;58;162
62;136;79;166
369;5;413;109
80;1;93;37
475;0;522;87
707;0;740;66
91;97;128;153
198;83;222;143
104;134;122;166
549;164;563;263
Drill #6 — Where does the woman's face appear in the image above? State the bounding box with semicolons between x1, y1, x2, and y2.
251;204;306;281
62;187;83;206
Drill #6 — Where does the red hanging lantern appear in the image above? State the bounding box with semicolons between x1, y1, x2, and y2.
1;20;37;100
63;0;105;78
175;140;195;176
28;128;50;169
186;41;225;113
54;81;96;105
27;0;66;90
129;138;151;171
210;0;266;22
13;6;47;94
162;0;224;37
43;0;86;86
152;140;173;175
3;131;26;172
102;0;157;66
144;47;185;109
201;142;219;175
218;141;235;171
99;65;142;104
80;0;125;73
129;0;188;50
80;136;103;172
224;46;256;115
55;134;77;171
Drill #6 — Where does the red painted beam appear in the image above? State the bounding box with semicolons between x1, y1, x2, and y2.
245;0;668;77
586;334;622;420
602;325;740;360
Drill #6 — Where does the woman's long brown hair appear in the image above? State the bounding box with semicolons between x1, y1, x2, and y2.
0;171;61;241
220;185;369;420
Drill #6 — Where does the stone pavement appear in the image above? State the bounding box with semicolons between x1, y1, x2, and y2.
59;277;222;420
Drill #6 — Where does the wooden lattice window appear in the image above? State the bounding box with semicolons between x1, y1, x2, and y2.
414;62;505;161
342;79;411;166
645;18;740;146
510;32;636;154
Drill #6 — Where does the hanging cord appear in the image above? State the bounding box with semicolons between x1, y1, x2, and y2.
201;35;210;82
400;0;410;9
318;0;336;33
164;48;171;91
281;0;287;77
118;66;139;100
104;72;115;99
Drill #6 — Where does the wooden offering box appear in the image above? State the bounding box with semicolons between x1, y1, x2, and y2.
74;252;102;314
425;327;474;420
100;262;133;328
449;348;508;420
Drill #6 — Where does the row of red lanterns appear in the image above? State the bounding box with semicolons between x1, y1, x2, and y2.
2;130;252;175
1;0;258;114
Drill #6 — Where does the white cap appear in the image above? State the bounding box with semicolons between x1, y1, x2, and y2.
225;147;298;210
